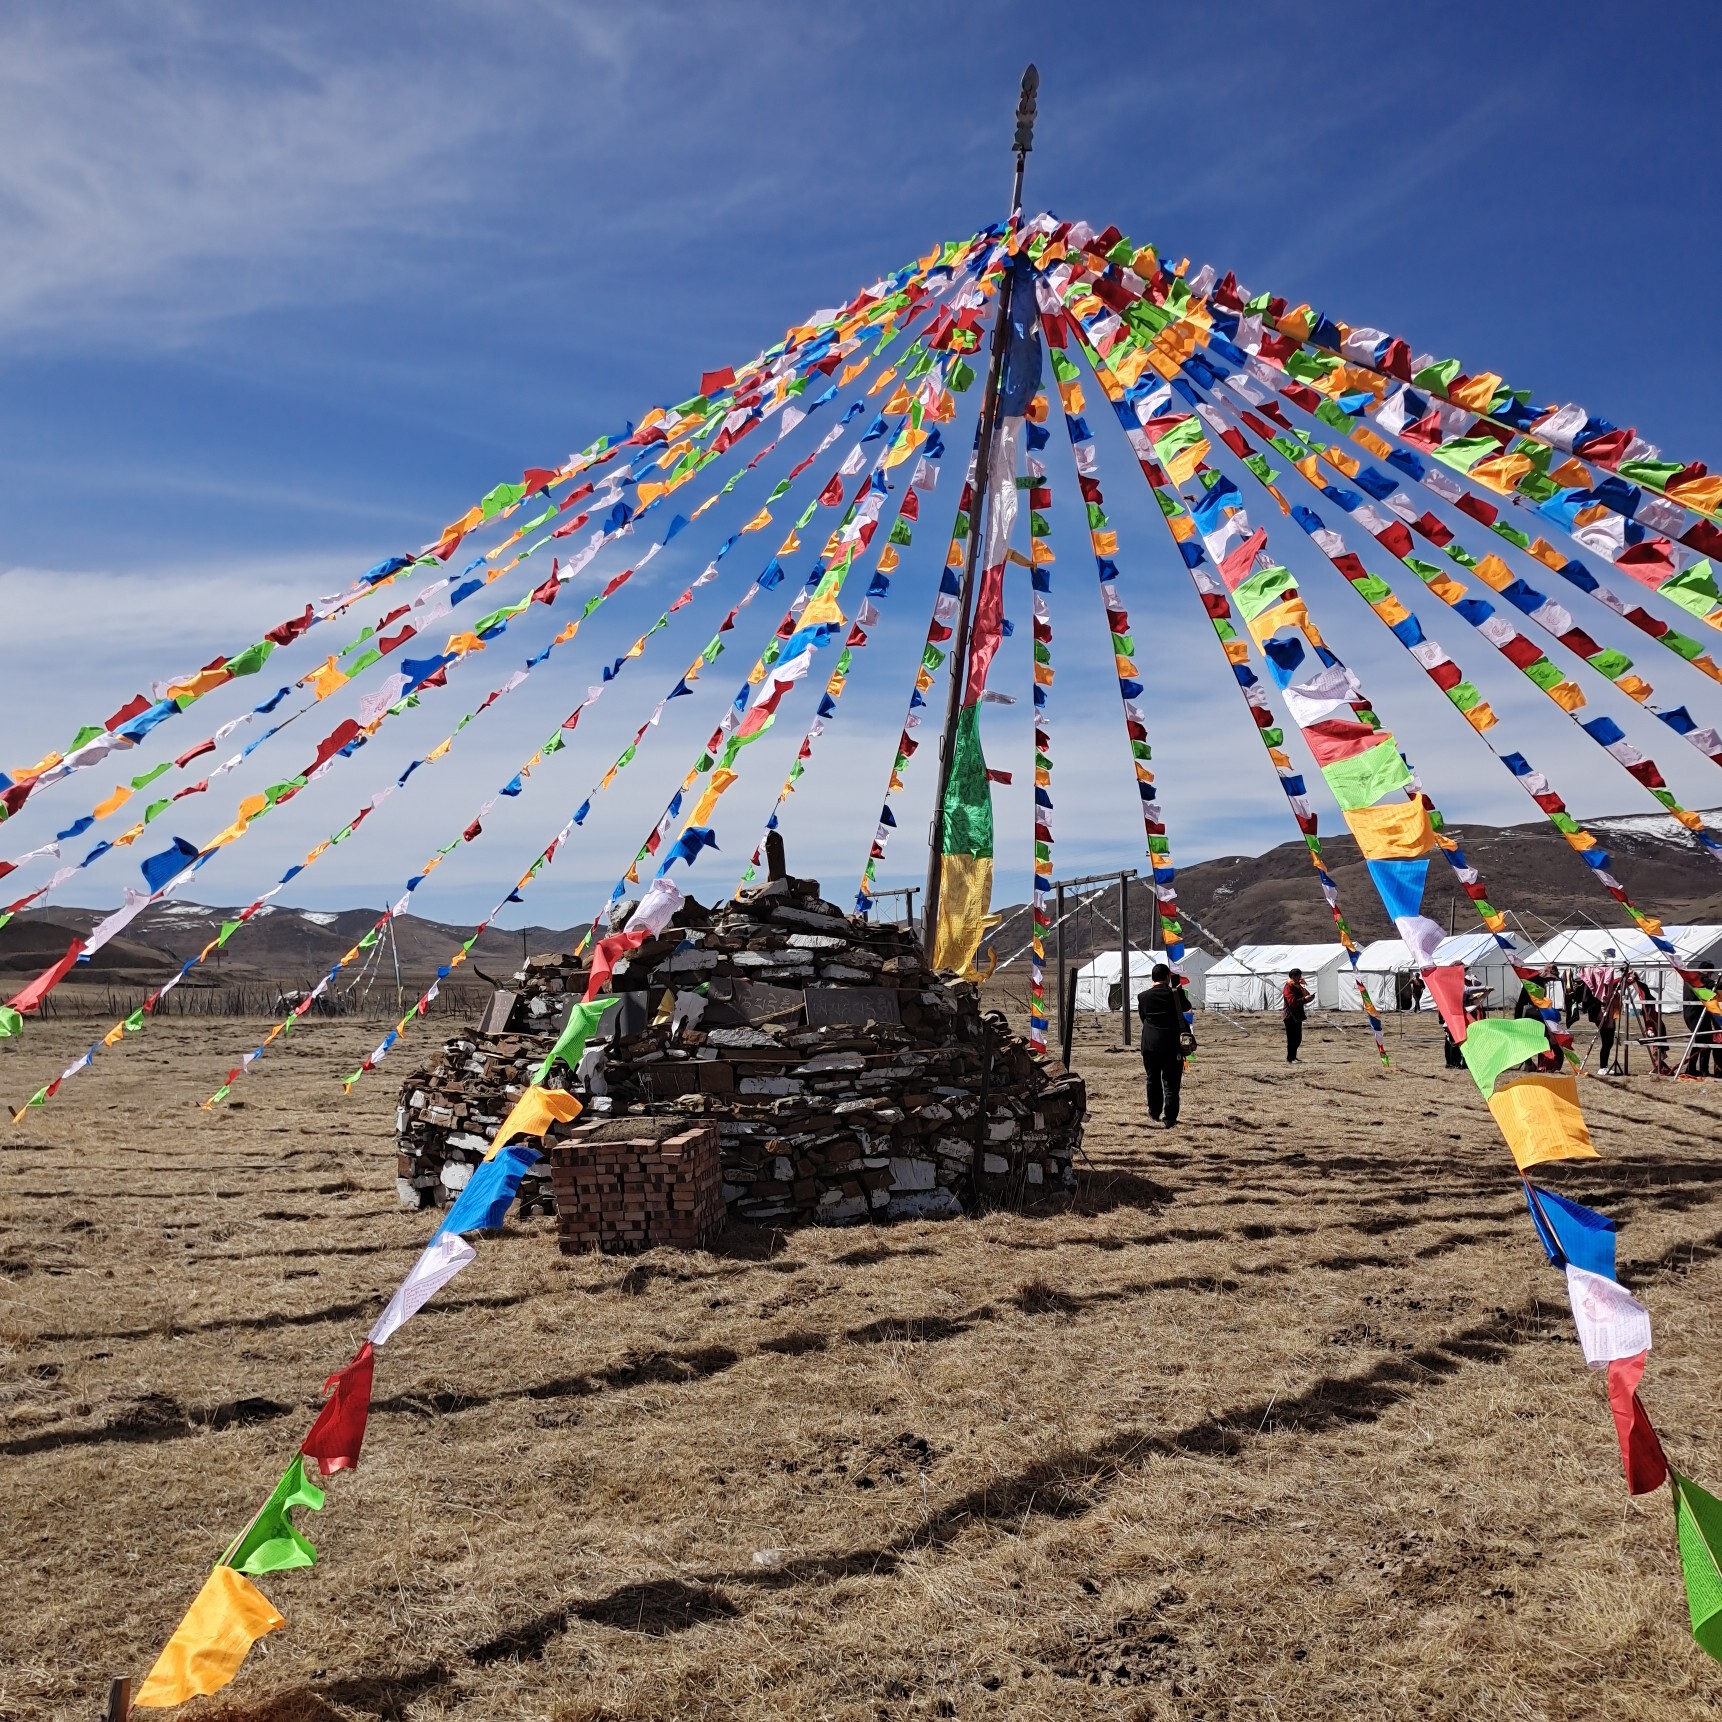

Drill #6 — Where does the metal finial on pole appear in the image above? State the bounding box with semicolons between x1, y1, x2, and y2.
921;64;1038;965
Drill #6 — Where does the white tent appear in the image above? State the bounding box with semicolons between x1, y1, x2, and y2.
1524;925;1722;1011
1073;947;1218;1011
1339;931;1528;1013
1202;943;1349;1012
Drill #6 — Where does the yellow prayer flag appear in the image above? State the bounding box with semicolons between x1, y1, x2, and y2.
1527;536;1567;571
1373;597;1411;628
1667;473;1722;514
92;785;132;820
1447;371;1503;413
1058;380;1085;414
688;767;739;827
1467;557;1508;599
1031;541;1055;565
931;852;997;979
777;531;801;554
1091;530;1119;556
883;385;912;415
1247;597;1309;645
839;360;868;386
1168;513;1196;543
1545;680;1586;712
490;1084;582;1157
1110;345;1150;388
1464;702;1498;732
1470;452;1534;495
1163;438;1210;485
425;738;453;763
1351;425;1394;459
914;668;935;693
134;1566;284;1709
878;546;900;572
1486;1073;1597;1172
1342;798;1435;860
309;657;346;700
444;632;484;657
1427;574;1469;605
867;366;898;398
1616;675;1653;703
1321;445;1361;479
742;509;772;534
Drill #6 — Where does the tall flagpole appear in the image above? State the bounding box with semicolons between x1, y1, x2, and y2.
921;62;1038;963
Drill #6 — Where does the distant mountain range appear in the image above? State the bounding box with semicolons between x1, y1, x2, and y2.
983;808;1722;973
3;900;566;993
6;808;1720;995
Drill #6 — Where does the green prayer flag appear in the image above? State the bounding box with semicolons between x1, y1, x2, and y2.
1231;564;1298;623
225;640;275;678
888;519;912;545
0;1007;22;1040
938;704;992;860
1412;357;1461;392
1587;648;1634;680
1152;417;1207;464
767;479;791;501
125;1009;145;1031
347;647;382;676
533;997;620;1084
1428;436;1496;475
228;1454;324;1575
1319;740;1412;811
1674;1471;1722;1662
481;480;526;519
130;762;172;791
1459;1018;1550;1098
1660;560;1720;621
144;798;170;823
217;921;241;948
71;724;105;748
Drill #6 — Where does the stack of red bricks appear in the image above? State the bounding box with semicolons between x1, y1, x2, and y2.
547;1117;725;1254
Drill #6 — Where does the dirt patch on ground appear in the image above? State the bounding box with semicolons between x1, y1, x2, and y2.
2;1008;1720;1719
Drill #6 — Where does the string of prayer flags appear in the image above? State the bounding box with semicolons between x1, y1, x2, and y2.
1053;244;1562;1052
1025;416;1057;1050
739;389;952;888
1046;274;1389;1058
215;289;968;1103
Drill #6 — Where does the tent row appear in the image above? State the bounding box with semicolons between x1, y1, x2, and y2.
1071;927;1722;1015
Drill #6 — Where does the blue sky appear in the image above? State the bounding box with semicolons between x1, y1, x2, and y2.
4;0;1719;935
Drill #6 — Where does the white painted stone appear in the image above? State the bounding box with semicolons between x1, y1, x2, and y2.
889;1156;937;1192
982;1152;1010;1175
440;1160;475;1191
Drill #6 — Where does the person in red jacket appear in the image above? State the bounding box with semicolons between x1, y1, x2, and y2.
1282;968;1312;1063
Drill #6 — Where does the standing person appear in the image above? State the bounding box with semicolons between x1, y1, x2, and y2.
1137;962;1193;1127
1681;975;1714;1078
1282;967;1313;1063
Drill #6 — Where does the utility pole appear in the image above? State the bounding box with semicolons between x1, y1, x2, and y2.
922;63;1038;964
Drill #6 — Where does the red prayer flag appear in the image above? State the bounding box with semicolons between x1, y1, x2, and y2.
1421;963;1469;1042
699;367;736;396
1607;1351;1668;1495
8;939;87;1015
301;1342;375;1475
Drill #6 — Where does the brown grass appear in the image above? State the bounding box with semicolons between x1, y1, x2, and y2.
2;1007;1721;1720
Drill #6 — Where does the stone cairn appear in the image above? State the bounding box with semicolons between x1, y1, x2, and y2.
396;867;1087;1246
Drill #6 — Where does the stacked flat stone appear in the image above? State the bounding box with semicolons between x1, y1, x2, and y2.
395;872;1086;1237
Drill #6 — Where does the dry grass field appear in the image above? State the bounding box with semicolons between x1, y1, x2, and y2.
3;1007;1721;1721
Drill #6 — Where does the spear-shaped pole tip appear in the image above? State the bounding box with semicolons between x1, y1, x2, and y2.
1014;64;1039;154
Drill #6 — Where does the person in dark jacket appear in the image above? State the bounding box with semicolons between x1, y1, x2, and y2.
1683;970;1718;1078
1282;968;1312;1063
1137;962;1193;1127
